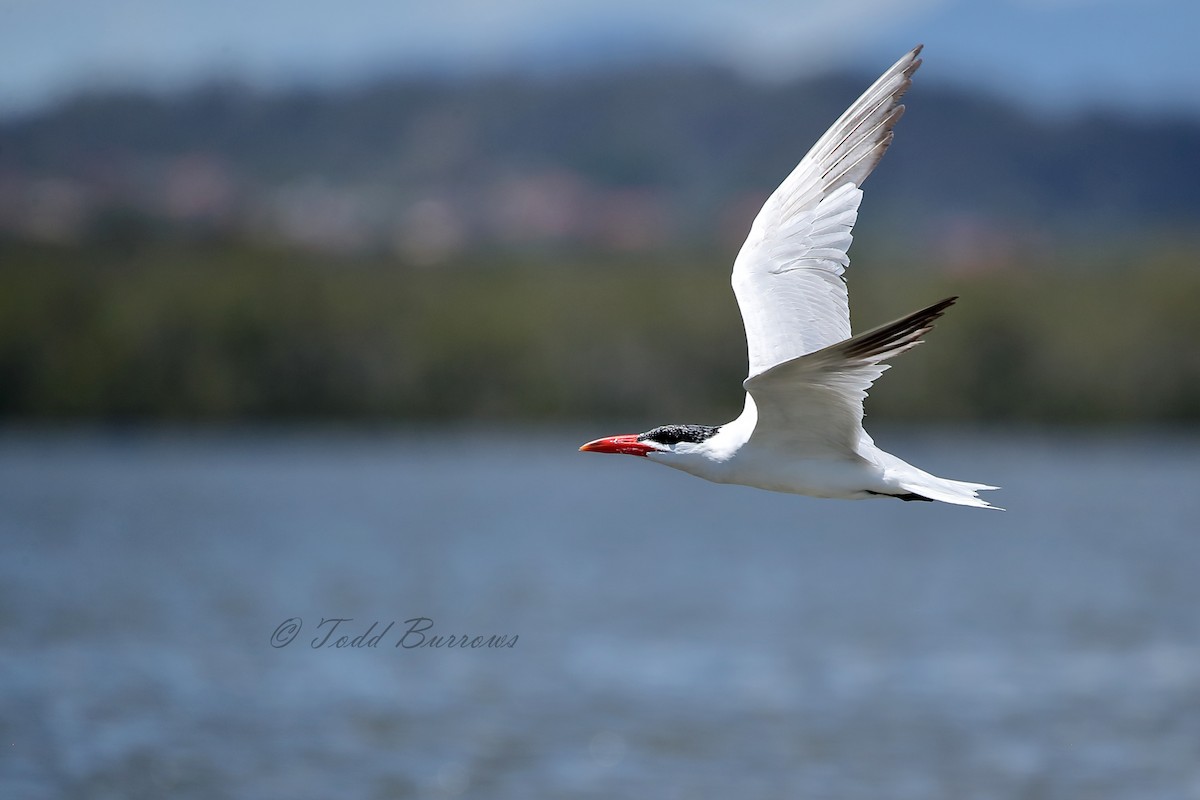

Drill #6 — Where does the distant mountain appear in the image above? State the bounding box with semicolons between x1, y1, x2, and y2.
2;65;1197;259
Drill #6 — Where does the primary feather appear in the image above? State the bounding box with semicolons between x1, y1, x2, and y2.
733;46;922;378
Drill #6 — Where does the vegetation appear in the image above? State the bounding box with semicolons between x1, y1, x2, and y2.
3;68;1199;251
3;237;1198;426
4;62;1197;428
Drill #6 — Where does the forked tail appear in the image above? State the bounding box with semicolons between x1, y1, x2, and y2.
866;442;1003;510
897;472;1002;510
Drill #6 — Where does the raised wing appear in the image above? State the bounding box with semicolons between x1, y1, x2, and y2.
743;297;955;457
732;46;923;380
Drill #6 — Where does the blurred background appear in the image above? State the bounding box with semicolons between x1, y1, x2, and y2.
2;1;1199;798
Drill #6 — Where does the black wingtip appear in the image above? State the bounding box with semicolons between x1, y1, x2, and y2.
907;45;924;75
839;296;958;361
932;296;958;313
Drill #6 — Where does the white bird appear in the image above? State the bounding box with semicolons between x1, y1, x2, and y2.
580;46;1001;509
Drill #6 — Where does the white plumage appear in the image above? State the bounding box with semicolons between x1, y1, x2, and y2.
581;46;1001;510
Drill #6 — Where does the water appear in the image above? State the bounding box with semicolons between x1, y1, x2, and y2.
1;428;1198;799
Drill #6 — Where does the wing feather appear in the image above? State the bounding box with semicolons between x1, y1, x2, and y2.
742;297;956;457
732;46;923;379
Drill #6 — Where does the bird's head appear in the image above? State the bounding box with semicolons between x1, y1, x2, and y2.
579;424;722;460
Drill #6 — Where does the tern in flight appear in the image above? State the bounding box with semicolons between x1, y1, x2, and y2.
580;46;1000;509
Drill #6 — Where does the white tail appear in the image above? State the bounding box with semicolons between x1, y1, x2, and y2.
898;471;1003;510
864;440;1003;510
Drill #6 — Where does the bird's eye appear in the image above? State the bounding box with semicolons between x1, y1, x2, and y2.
637;427;679;445
637;425;719;446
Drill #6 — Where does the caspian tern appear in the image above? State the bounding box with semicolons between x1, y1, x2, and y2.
580;46;1000;509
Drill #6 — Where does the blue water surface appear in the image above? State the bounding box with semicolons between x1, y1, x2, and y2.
1;428;1198;799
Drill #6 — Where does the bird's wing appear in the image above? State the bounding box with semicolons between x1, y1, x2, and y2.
732;46;922;380
743;297;955;456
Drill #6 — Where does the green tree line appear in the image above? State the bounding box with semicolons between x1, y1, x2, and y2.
2;238;1198;426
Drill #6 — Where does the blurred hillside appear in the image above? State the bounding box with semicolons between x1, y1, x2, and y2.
3;66;1199;259
2;66;1199;426
2;238;1199;426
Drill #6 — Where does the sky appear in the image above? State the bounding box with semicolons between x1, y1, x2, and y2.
1;0;1197;118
